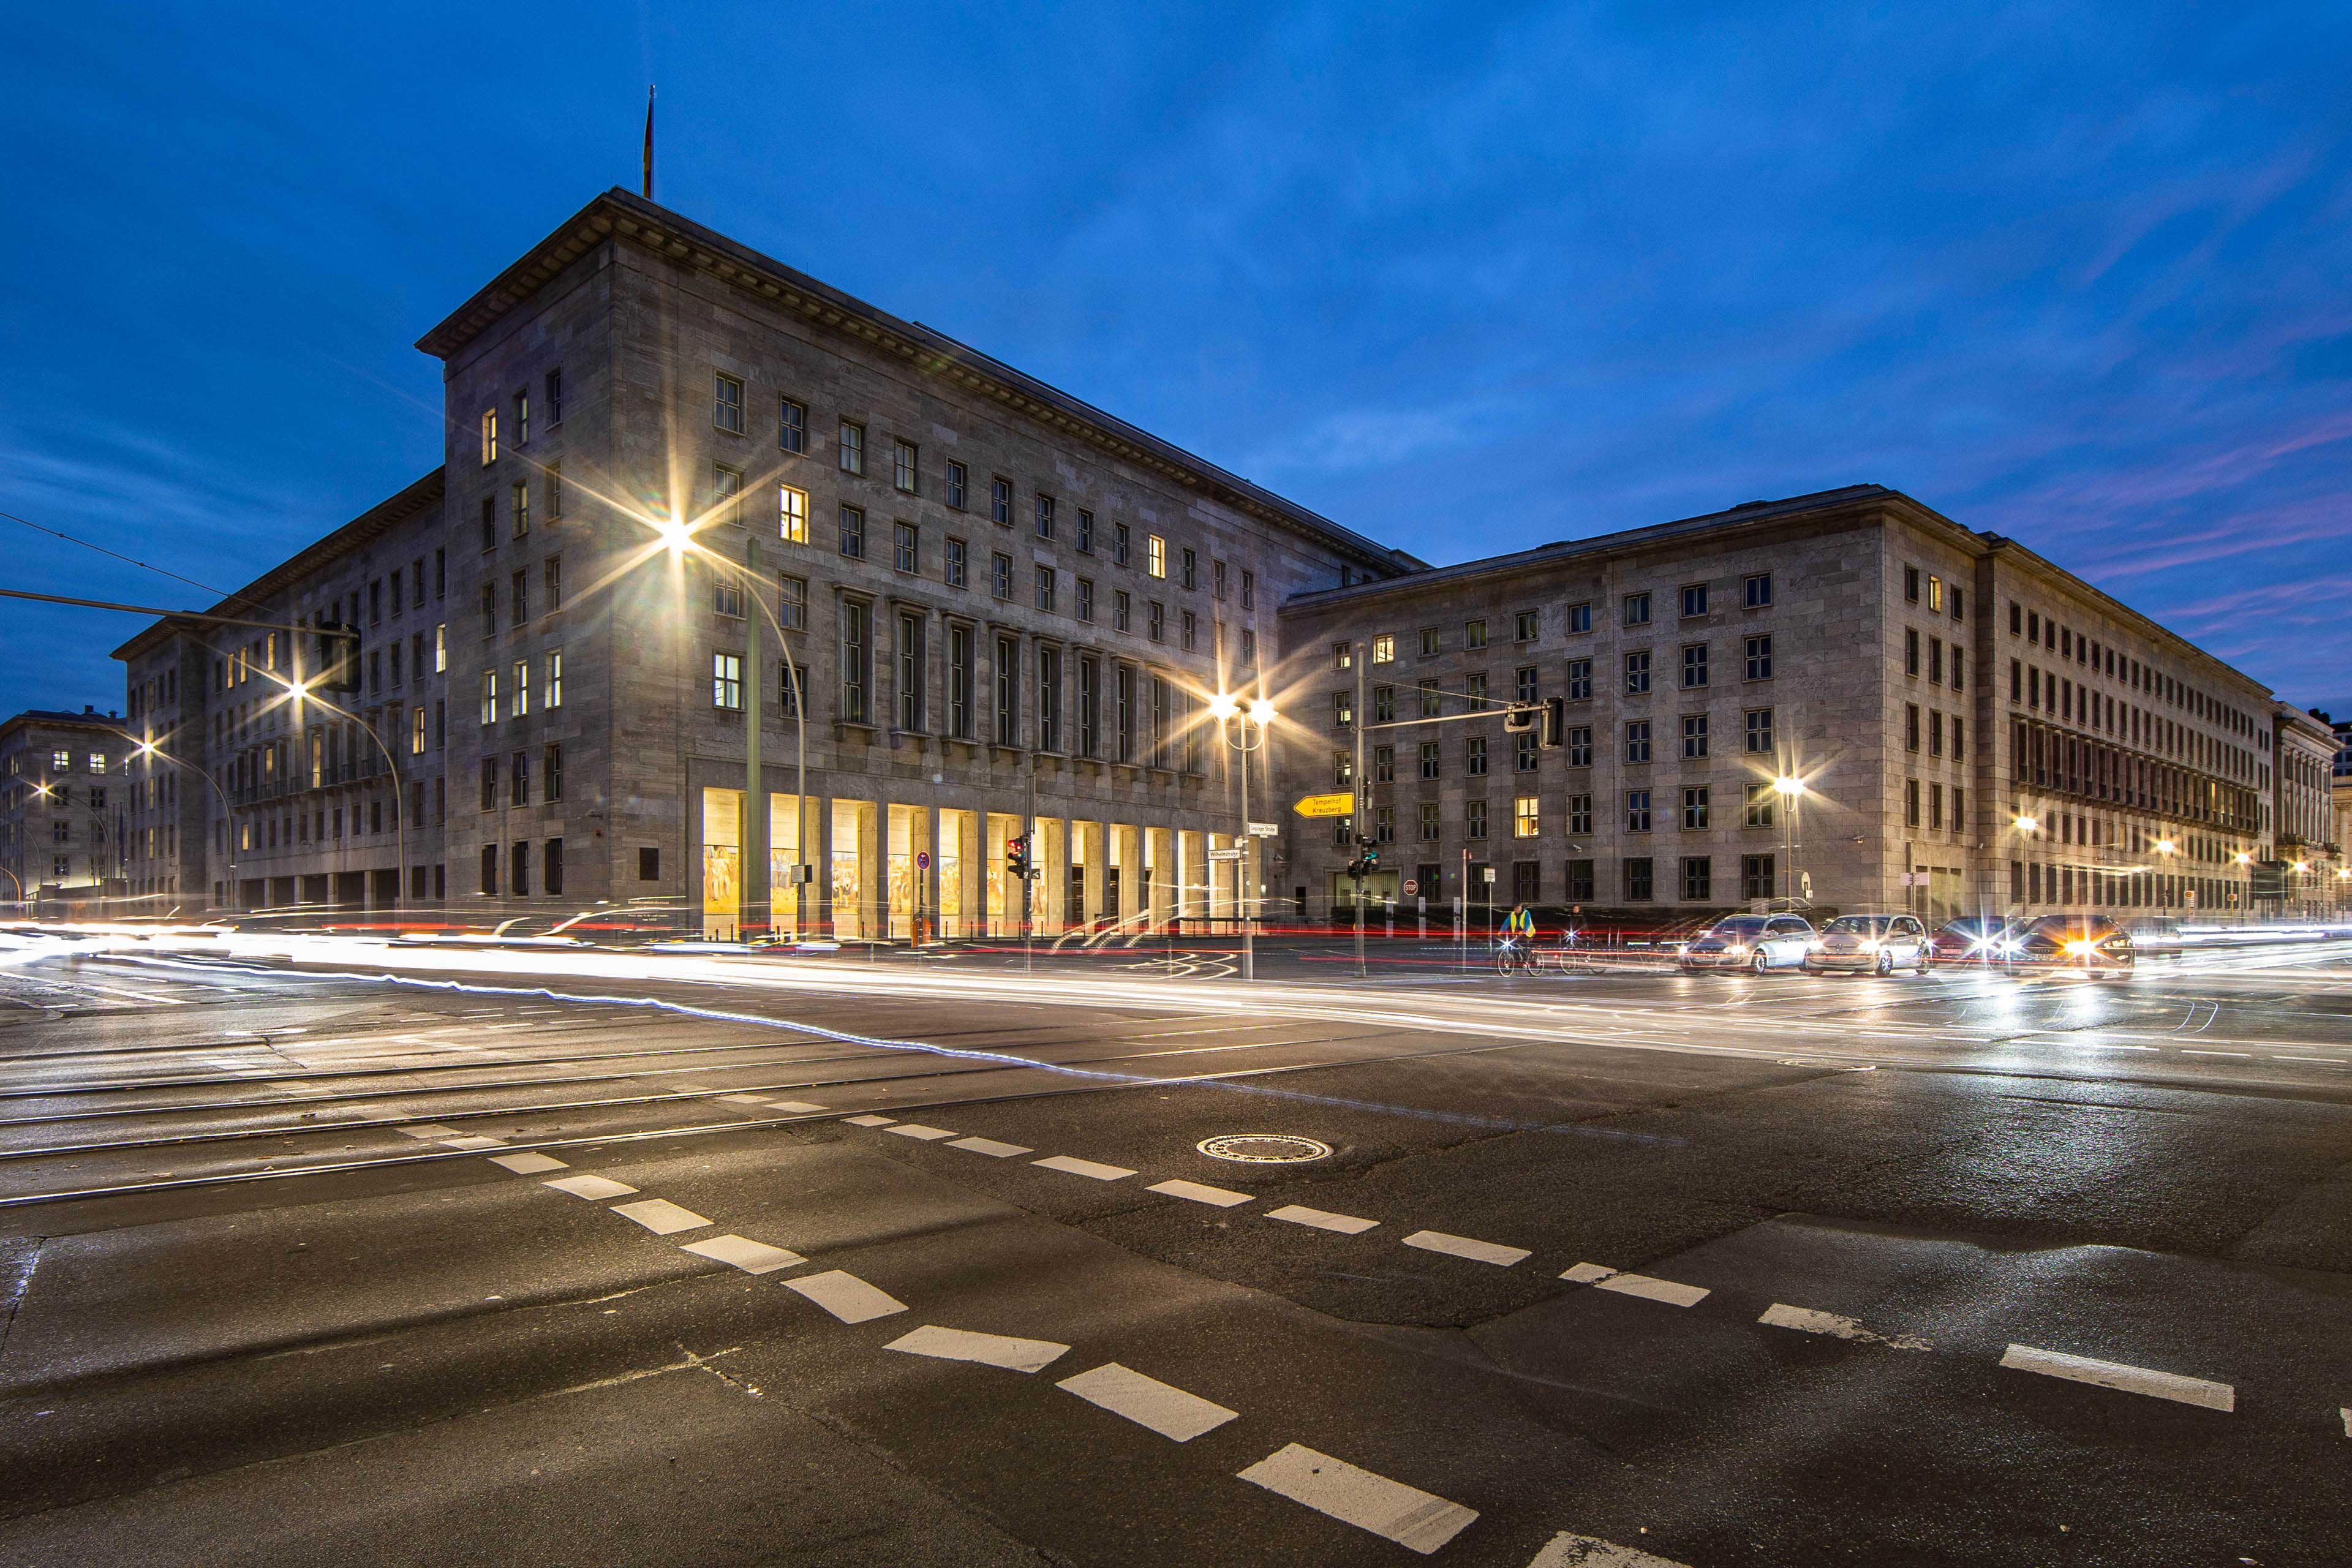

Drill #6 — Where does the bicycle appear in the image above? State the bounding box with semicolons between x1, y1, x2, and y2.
1494;935;1536;976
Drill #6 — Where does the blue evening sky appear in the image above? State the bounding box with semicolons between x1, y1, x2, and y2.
3;2;2347;723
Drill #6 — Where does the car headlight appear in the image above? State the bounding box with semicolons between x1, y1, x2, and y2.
1805;941;1823;952
1724;944;1746;956
2063;939;2095;955
1860;940;1879;952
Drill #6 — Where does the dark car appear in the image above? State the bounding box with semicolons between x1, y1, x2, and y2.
1928;915;2025;969
2014;913;2135;977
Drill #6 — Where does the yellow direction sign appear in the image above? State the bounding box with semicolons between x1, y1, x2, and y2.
1292;792;1355;819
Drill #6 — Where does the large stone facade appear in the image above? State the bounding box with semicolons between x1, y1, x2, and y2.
0;708;130;910
1280;489;2281;925
110;189;2293;937
116;189;1415;933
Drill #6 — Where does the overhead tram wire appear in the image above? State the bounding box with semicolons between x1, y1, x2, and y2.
0;505;270;616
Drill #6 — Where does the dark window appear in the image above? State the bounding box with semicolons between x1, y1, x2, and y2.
1680;856;1712;901
1744;573;1771;608
778;397;806;454
1680;584;1708;618
639;846;660;881
839;505;865;559
946;461;967;509
1624;857;1653;901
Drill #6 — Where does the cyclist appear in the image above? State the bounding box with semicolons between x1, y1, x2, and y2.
1496;902;1537;973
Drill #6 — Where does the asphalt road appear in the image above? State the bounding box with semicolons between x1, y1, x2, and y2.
2;932;2350;1566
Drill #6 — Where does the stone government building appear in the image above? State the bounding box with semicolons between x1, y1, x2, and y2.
113;189;2312;931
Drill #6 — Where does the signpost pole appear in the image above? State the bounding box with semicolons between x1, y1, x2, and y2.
1238;728;1254;982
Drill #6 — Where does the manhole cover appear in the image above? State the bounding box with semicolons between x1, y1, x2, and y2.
1197;1134;1332;1164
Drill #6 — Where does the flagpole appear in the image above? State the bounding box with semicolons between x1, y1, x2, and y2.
643;85;655;200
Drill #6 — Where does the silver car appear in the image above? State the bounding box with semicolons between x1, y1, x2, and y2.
1803;913;1931;976
1679;914;1817;973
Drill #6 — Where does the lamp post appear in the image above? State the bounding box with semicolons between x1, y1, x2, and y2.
1772;775;1803;907
277;679;405;921
116;733;238;912
1209;692;1276;981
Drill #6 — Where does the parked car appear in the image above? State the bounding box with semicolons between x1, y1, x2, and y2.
1803;913;1931;976
1678;913;1817;973
2014;914;2135;977
1928;915;2026;968
2122;917;2185;959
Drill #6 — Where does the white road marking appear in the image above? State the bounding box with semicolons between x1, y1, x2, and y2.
1595;1274;1709;1308
2340;1406;2350;1439
1559;1262;1618;1284
785;1270;908;1324
395;1125;460;1140
1760;1302;1931;1351
948;1136;1033;1158
1056;1362;1238;1441
544;1175;639;1200
1527;1530;1694;1567
680;1235;806;1274
610;1199;713;1235
1236;1442;1478;1555
1268;1204;1379;1235
1033;1155;1137;1181
2180;1049;2252;1058
1999;1343;2234;1411
886;1123;959;1140
1403;1230;1530;1267
2276;1057;2344;1065
439;1134;507;1150
886;1324;1071;1374
715;1094;773;1106
842;1115;896;1128
489;1152;568;1175
767;1100;830;1113
1148;1178;1254;1207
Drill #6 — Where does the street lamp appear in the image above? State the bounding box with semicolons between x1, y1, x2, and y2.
1208;692;1276;981
114;731;238;911
1771;774;1804;907
277;676;407;921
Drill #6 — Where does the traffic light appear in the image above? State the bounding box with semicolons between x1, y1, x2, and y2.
1005;835;1031;880
1503;705;1536;733
1541;696;1565;748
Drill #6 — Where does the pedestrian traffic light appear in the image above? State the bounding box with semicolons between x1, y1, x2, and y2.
1005;835;1030;880
1504;705;1536;733
1541;696;1565;748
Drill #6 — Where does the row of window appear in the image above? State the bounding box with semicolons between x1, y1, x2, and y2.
2010;655;2257;783
1902;705;1967;760
2005;596;2256;744
1339;781;1800;844
710;631;1202;769
479;837;567;898
1332;639;1776;728
479;746;566;810
478;370;564;465
480;557;565;636
1340;578;1777;671
477;653;567;725
1337;708;1783;785
1902;779;1970;834
701;373;1252;605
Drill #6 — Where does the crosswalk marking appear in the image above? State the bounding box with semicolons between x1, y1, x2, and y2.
544;1174;639;1200
2000;1343;2234;1411
1148;1178;1254;1207
609;1198;712;1235
488;1152;568;1175
1056;1362;1237;1441
679;1234;805;1275
948;1136;1032;1158
1403;1230;1529;1267
886;1324;1071;1374
1237;1442;1477;1555
784;1269;907;1324
1526;1530;1694;1567
1268;1204;1379;1235
1032;1155;1136;1181
886;1123;958;1140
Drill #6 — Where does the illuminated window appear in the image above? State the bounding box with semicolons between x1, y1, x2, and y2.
546;651;564;709
1514;796;1540;837
779;486;808;543
712;652;744;711
480;669;497;726
1147;535;1166;578
479;408;497;466
1371;635;1394;664
434;624;447;673
512;660;530;717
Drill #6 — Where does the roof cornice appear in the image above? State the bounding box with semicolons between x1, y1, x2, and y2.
110;469;446;663
416;190;1418;573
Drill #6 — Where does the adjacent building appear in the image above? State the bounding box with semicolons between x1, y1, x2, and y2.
1;707;130;911
2269;703;2342;918
1281;487;2278;925
110;188;2299;934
